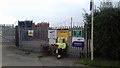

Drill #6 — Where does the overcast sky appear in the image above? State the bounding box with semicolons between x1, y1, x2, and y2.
0;0;119;27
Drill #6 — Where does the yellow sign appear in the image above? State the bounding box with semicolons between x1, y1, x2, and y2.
28;30;34;36
57;30;69;38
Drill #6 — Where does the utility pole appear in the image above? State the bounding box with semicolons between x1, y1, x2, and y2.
91;0;94;60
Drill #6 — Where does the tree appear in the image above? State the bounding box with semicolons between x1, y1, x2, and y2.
83;1;120;61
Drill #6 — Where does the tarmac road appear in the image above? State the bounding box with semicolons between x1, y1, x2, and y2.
2;43;84;66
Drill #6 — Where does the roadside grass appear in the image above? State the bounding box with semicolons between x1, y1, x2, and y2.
76;58;120;67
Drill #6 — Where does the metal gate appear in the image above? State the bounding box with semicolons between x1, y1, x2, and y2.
18;27;49;53
50;26;86;58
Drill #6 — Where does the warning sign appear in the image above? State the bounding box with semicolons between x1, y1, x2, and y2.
72;30;82;37
28;30;34;36
57;30;69;38
48;30;57;38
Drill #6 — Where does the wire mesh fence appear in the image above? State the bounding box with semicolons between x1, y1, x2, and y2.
18;27;49;53
50;26;87;58
1;24;15;45
1;23;89;59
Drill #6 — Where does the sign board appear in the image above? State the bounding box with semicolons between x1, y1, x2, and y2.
49;38;56;44
72;41;84;47
72;30;82;37
48;30;57;38
72;37;84;47
72;37;84;42
57;30;69;38
28;30;34;36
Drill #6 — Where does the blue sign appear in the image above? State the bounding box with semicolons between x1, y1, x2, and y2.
72;41;84;47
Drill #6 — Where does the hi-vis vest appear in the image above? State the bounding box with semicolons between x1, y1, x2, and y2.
56;43;66;49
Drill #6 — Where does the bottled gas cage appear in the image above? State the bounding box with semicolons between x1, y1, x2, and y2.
15;20;49;52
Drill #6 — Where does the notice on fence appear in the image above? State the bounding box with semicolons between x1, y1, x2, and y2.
72;30;82;37
28;30;34;36
48;30;57;38
72;37;84;47
49;38;56;44
57;30;69;38
72;37;84;42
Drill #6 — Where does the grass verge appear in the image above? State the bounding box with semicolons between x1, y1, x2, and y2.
76;58;120;67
